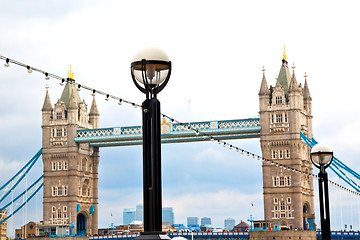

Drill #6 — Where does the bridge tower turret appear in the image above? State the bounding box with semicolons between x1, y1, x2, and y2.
258;51;315;230
41;68;99;236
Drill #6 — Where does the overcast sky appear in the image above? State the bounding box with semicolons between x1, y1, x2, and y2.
1;0;360;235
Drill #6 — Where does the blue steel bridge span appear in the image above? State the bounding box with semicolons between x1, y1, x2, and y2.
75;118;261;147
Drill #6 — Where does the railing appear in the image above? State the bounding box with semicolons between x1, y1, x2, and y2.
90;232;250;240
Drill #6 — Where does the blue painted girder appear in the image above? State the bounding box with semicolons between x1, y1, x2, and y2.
75;118;260;147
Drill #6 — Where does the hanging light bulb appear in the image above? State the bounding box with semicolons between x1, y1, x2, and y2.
223;143;226;147
59;79;65;86
252;154;255;158
118;99;123;105
77;84;81;91
202;134;206;139
247;152;250;156
236;148;239;152
92;89;96;96
195;130;199;136
218;140;221;145
45;72;50;80
210;137;214;142
133;103;137;108
26;66;32;73
241;150;244;154
4;58;10;67
105;94;110;101
229;145;232;150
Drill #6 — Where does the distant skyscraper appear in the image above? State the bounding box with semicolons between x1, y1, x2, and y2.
201;217;211;226
123;208;136;225
162;207;174;225
136;204;143;221
224;218;235;230
187;217;199;226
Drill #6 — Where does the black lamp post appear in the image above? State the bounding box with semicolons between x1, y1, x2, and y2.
310;144;333;240
131;47;171;240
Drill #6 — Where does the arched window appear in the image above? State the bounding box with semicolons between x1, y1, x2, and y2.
82;179;89;196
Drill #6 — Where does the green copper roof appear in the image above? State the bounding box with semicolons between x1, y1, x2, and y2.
60;81;82;109
276;60;292;95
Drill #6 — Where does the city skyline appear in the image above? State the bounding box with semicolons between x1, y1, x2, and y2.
1;0;360;235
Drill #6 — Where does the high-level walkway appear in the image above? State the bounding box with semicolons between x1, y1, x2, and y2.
75;118;260;147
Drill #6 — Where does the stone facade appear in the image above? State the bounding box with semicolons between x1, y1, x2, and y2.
0;210;7;240
41;75;100;235
15;221;37;239
258;57;315;230
250;230;316;240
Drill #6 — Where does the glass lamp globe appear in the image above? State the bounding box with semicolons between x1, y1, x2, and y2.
311;144;333;166
131;47;170;87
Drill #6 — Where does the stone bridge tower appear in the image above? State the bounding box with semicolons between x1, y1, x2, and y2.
258;51;315;230
41;68;100;235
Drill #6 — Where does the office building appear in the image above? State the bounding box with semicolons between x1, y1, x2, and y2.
136;204;143;221
187;217;199;226
123;208;136;225
162;207;174;225
201;217;211;226
224;218;235;230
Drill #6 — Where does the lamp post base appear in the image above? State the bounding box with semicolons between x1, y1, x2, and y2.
136;232;171;240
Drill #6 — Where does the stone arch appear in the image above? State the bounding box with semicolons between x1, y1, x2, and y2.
76;212;87;236
280;220;288;230
303;202;310;217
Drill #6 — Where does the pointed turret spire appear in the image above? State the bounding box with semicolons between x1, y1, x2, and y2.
68;86;78;110
276;52;291;95
303;73;311;99
89;95;99;116
60;66;81;109
289;63;301;92
259;66;270;95
42;85;53;111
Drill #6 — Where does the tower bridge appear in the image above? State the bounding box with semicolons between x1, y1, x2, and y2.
38;52;315;236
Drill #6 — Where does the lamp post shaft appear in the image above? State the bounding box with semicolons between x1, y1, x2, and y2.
318;169;331;240
142;97;162;233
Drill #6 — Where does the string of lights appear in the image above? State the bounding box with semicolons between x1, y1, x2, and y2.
0;55;142;108
1;54;358;197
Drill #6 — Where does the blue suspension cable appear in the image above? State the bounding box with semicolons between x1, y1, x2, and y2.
0;175;43;212
0;149;42;191
300;131;360;192
0;149;42;203
0;183;43;225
